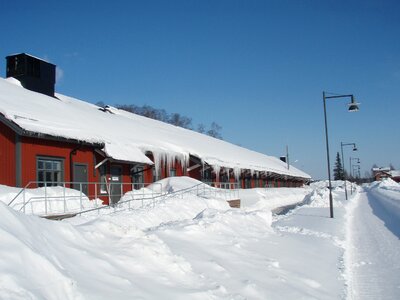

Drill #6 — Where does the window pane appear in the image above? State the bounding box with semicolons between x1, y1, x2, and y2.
100;175;107;193
53;161;61;170
38;171;44;182
54;171;61;183
45;161;52;170
38;160;44;170
45;171;52;182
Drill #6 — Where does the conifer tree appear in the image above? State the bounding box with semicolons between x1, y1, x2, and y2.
333;152;344;180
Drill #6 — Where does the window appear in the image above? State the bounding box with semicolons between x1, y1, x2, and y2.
202;169;212;182
245;176;252;189
37;157;63;187
221;174;228;189
99;164;108;194
132;166;144;189
152;167;161;182
169;168;176;177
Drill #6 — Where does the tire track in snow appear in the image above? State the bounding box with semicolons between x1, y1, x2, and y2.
346;189;400;300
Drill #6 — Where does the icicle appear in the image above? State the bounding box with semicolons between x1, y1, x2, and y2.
152;151;162;179
179;153;189;175
213;165;221;180
233;167;241;181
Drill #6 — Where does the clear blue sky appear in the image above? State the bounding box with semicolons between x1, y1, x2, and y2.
1;0;399;179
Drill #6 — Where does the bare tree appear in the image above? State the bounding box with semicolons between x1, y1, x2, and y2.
197;123;206;133
168;113;192;129
207;122;223;139
116;103;222;138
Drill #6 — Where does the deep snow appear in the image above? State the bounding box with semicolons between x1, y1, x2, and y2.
0;178;399;299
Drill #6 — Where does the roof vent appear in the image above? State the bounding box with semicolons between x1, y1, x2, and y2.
6;53;56;97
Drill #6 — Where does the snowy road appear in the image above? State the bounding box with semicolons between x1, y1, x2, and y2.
347;188;400;299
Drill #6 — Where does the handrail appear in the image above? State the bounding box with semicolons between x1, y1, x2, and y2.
8;181;35;206
77;181;240;216
8;180;239;217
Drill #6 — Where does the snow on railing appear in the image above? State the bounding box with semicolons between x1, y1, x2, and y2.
199;182;240;200
8;181;162;217
8;181;239;217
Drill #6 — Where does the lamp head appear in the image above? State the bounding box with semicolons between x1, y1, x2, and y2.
348;95;360;112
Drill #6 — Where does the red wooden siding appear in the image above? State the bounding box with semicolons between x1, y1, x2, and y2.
0;122;16;186
20;136;97;187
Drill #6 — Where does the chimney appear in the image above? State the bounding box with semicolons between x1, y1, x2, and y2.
6;53;56;97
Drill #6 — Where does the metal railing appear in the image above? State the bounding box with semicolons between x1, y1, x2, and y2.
8;181;162;216
8;181;239;217
200;182;240;200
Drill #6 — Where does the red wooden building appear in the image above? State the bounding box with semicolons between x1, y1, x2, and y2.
0;53;311;204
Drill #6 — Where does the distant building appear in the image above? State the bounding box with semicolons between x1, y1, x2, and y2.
372;167;400;183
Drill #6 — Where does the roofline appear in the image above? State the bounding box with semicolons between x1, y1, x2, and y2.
0;115;310;180
0;113;103;148
5;53;56;66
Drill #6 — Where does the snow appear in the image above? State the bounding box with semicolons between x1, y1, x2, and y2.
0;184;104;216
0;78;310;179
0;177;399;299
346;180;400;299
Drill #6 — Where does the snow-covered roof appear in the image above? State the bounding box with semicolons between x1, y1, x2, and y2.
372;167;391;172
0;77;311;179
390;170;400;178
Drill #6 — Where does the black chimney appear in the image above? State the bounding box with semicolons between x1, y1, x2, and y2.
6;53;56;97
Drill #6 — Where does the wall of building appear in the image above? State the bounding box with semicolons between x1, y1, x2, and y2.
0;121;16;186
20;136;97;186
0;125;308;209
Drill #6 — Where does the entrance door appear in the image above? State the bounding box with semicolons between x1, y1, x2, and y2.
109;165;122;205
73;163;88;195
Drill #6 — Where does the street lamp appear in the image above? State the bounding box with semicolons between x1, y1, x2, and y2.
341;142;357;200
350;157;360;194
323;91;360;218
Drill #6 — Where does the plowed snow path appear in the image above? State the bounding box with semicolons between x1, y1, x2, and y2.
347;189;400;299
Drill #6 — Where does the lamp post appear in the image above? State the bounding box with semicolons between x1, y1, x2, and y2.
323;91;359;218
341;142;357;200
349;157;360;194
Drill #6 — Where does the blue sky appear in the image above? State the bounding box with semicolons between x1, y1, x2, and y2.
1;0;399;179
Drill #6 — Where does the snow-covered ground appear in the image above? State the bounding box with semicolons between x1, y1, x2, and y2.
0;178;399;299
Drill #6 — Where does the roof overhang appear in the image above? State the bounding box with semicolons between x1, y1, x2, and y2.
0;113;104;149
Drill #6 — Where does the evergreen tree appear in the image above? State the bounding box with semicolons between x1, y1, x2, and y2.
333;152;344;180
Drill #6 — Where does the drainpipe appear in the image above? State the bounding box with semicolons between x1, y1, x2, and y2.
69;143;82;183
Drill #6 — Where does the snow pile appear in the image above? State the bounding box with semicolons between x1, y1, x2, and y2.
239;186;310;210
0;184;104;215
79;193;230;230
147;176;205;193
365;179;400;220
1;177;367;299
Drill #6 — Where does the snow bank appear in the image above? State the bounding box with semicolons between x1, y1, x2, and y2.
0;184;104;215
365;179;400;220
239;187;311;210
0;176;356;299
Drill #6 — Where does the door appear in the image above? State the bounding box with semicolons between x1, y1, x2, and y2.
109;165;122;205
73;163;88;195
